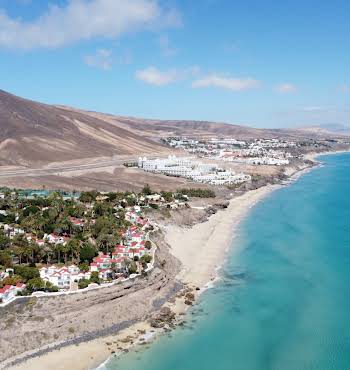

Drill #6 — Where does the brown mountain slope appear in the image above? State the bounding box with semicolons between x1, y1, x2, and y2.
0;89;340;168
60;107;332;142
66;109;279;140
0;90;170;166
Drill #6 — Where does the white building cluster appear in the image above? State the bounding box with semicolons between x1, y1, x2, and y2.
209;138;246;147
138;156;251;186
39;265;89;289
162;136;296;167
252;139;296;149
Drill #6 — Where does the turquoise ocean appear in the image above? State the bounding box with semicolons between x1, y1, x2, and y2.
104;153;350;370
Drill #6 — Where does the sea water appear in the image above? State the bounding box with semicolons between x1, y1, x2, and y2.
105;153;350;370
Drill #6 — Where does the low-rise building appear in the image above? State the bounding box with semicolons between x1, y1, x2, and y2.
0;283;26;303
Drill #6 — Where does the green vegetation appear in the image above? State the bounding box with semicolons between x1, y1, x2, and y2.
0;190;132;267
0;184;196;295
78;278;90;289
14;266;40;282
177;188;216;198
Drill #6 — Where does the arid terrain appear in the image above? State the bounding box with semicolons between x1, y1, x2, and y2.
0;231;182;368
1;89;350;370
1;89;348;191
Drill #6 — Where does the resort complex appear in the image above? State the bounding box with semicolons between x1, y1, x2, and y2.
163;137;298;166
138;155;252;185
0;189;158;304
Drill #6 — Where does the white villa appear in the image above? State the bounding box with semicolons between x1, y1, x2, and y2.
40;265;90;289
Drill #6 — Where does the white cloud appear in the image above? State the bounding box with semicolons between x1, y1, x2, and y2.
135;66;199;86
84;48;113;70
0;0;181;49
276;83;297;93
192;74;261;91
135;66;181;86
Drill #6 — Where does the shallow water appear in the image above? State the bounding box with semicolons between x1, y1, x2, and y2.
105;153;350;370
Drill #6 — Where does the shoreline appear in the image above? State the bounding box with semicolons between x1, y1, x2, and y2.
6;185;281;370
6;151;347;370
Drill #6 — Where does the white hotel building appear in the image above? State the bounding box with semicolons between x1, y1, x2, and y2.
138;156;251;186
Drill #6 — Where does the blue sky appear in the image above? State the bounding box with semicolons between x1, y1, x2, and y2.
0;0;349;128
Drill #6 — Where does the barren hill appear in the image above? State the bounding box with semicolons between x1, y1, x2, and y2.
0;89;341;168
0;90;170;166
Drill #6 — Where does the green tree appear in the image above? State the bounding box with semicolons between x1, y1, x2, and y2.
26;277;46;292
80;242;97;262
96;233;118;255
67;238;81;263
79;191;99;203
79;262;89;272
61;243;71;265
14;266;40;282
0;251;12;267
90;271;100;284
78;279;90;289
0;232;11;250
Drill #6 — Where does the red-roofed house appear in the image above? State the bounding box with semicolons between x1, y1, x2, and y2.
0;283;26;303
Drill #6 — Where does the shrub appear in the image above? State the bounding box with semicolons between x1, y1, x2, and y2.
142;184;152;196
90;271;100;284
0;275;22;288
78;279;90;289
79;262;90;272
14;266;40;282
79;191;99;203
128;262;138;274
0;251;12;268
177;188;215;198
26;277;46;292
140;254;152;264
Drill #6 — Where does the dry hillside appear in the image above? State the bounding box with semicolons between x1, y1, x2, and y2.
0;90;170;167
0;89;345;169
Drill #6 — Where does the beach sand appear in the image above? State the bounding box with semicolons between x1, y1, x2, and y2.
7;185;280;370
165;185;279;288
8;321;154;370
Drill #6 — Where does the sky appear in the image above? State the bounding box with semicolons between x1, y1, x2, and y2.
0;0;349;128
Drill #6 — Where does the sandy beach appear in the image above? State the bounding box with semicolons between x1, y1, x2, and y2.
7;321;155;370
6;184;280;370
165;185;279;288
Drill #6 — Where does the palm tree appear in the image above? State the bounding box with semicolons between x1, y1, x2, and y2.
61;243;71;265
28;242;39;263
42;244;53;264
55;244;62;264
23;245;32;264
68;238;81;263
12;246;25;265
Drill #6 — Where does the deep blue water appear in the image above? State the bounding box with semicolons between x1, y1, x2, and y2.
105;153;350;370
